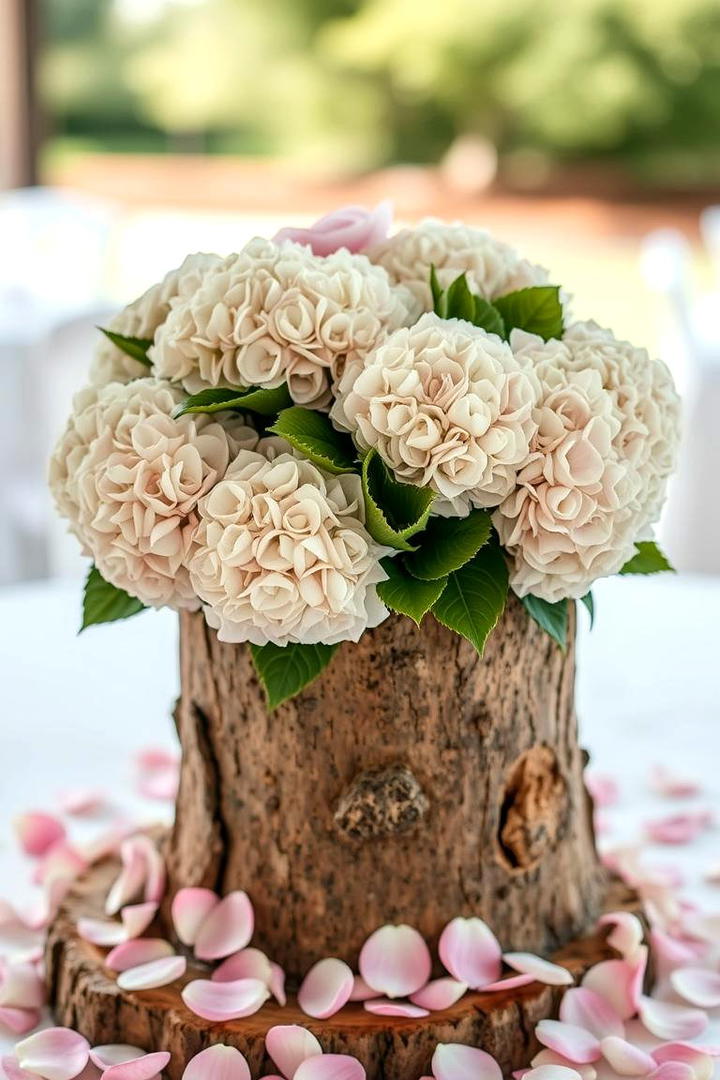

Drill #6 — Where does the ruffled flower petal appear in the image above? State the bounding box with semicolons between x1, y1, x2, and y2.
438;918;502;989
359;925;431;999
559;987;625;1039
194;892;254;961
298;958;354;1019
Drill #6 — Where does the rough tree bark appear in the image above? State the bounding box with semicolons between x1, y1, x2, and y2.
166;594;607;980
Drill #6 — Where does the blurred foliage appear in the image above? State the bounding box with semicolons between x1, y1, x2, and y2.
40;0;720;178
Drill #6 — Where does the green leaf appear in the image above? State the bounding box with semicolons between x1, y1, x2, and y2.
250;641;339;710
376;557;448;625
619;540;674;576
432;543;508;655
493;285;564;341
361;449;434;551
81;565;146;631
99;328;153;367
268;407;357;474
444;272;476;322
580;591;595;629
473;296;506;337
172;384;292;419
521;594;569;649
430;265;445;316
405;509;492;580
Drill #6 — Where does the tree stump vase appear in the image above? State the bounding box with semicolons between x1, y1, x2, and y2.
48;593;615;1079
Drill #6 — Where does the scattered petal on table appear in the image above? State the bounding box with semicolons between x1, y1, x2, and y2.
646;813;713;846
116;955;187;991
136;748;179;771
101;1051;171;1080
649;1064;696;1080
265;1025;323;1080
524;1068;583;1080
535;1021;602;1065
638;996;708;1040
16;1027;91;1080
0;958;46;1009
105;839;147;916
410;977;467;1010
431;1043;503;1080
2;1054;45;1080
131;836;166;906
138;767;179;802
650;767;701;799
182;1045;252;1080
585;773;619;807
15;813;66;858
649;930;700;984
77;918;128;948
269;962;287;1007
652;1043;715;1080
213;948;272;986
90;1046;146;1068
105;939;175;973
359;924;431;999
0;1006;41;1035
293;1056;365;1080
581;949;647;1020
58;789;105;816
503;953;573;986
348;976;376;1002
600;1036;656;1076
171;888;219;947
560;987;625;1039
182;978;269;1022
120;903;158;940
34;843;87;889
298;958;354;1019
363;999;429;1018
598;912;644;962
482;974;536;992
194;892;254;961
531;1050;597;1080
670;968;720;1009
437;917;501;990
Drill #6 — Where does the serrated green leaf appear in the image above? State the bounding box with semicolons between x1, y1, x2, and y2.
268;406;357;473
494;285;564;341
432;543;508;655
99;328;153;367
172;384;292;419
619;540;674;576
473;296;506;337
444;272;476;322
362;449;434;551
81;565;146;631
250;641;339;710
580;591;595;629
405;509;492;580
521;594;569;649
376;557;448;625
430;265;445;316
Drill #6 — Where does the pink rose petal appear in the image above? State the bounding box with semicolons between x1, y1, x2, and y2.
535;1021;602;1065
503;953;573;987
3;1055;45;1080
585;773;619;807
359;924;431;999
34;843;87;888
16;1028;91;1080
598;913;645;962
600;1036;656;1076
181;978;269;1021
58;789;105;816
15;813;66;858
138;767;179;803
101;1052;170;1080
652;1044;714;1080
298;958;354;1019
650;767;701;799
90;1046;146;1068
650;1064;696;1080
410;978;467;1011
105;939;175;973
136;747;178;771
171;888;219;947
213;948;272;986
670;968;720;1009
265;1025;323;1080
560;987;625;1039
638;996;708;1041
121;903;158;940
646;813;713;846
116;955;186;991
0;1006;41;1035
182;1045;251;1080
81;822;136;865
649;930;700;984
363;999;428;1018
269;962;287;1007
0;959;46;1009
105;840;147;916
273;202;392;257
77;919;128;948
438;918;502;990
431;1043;503;1080
194;892;254;961
349;976;376;1003
525;1069;583;1080
132;836;165;905
581;949;647;1020
482;974;536;992
530;1051;596;1080
294;1056;365;1080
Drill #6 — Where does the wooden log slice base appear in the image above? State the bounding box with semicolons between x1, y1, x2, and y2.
47;844;641;1080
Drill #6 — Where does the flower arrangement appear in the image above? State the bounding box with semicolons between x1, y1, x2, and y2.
50;204;680;708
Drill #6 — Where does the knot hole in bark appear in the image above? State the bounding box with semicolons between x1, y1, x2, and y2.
334;763;429;841
497;745;568;871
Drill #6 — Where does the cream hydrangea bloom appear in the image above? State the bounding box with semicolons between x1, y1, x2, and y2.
49;377;257;609
493;325;681;602
368;219;552;321
331;313;539;516
151;238;411;410
90;253;225;385
189;451;390;645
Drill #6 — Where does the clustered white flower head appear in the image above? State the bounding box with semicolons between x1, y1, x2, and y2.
493;324;681;601
189;452;390;645
49;377;256;609
368;219;551;321
89;253;225;386
151;238;411;410
331;313;539;516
